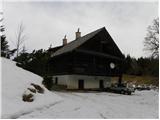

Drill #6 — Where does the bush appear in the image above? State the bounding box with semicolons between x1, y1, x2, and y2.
31;83;44;93
27;87;36;93
42;76;53;90
22;93;34;102
16;62;22;67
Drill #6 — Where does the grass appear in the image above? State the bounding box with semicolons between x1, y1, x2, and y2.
111;74;159;86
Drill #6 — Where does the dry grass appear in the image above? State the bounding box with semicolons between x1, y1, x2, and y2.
111;74;159;86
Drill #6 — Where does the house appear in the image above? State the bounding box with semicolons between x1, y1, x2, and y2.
48;27;125;90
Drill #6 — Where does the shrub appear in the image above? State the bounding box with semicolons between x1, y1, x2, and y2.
22;93;34;102
31;83;44;93
16;62;22;67
42;76;53;90
27;87;36;93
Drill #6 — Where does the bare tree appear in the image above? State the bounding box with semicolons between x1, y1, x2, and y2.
21;45;27;54
15;22;27;57
144;18;159;58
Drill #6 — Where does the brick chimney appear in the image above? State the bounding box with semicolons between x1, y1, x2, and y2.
63;35;67;46
75;28;81;39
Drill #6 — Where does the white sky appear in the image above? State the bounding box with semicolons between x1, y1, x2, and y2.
1;0;159;58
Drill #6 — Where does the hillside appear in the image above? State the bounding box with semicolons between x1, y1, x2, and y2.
1;57;61;118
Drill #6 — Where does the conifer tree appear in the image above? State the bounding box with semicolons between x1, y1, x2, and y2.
0;13;10;58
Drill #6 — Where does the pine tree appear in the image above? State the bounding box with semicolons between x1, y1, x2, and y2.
0;20;10;58
1;34;9;57
0;14;16;58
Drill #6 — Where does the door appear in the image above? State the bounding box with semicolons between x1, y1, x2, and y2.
55;77;58;85
99;80;104;89
78;80;84;89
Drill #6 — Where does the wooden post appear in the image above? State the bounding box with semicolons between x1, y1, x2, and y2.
118;74;122;87
93;56;96;74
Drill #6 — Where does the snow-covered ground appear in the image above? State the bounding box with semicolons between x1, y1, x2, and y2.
1;57;159;119
1;58;62;119
19;90;158;119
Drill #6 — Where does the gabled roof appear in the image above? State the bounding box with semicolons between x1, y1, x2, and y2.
52;27;105;57
51;27;124;59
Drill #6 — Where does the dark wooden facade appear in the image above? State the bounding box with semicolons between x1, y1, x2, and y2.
48;27;125;77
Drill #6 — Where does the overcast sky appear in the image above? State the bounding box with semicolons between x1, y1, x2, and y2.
1;0;158;58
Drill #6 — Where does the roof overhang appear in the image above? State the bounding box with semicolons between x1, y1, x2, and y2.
75;49;125;61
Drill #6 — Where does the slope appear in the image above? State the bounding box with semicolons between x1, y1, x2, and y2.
1;57;62;118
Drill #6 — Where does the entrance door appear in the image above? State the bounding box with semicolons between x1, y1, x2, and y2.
55;77;58;85
78;80;84;89
99;80;104;89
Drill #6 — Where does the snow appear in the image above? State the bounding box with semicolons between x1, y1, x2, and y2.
19;90;158;119
1;57;62;119
1;57;158;119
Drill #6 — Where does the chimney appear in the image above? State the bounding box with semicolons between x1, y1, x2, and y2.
63;35;67;46
75;28;81;39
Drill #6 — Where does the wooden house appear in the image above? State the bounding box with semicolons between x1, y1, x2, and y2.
48;27;125;90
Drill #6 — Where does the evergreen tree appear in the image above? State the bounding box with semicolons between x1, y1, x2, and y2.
1;14;16;58
1;34;9;58
0;21;10;58
14;49;51;76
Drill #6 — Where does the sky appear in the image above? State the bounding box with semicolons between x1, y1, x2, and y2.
1;0;159;58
